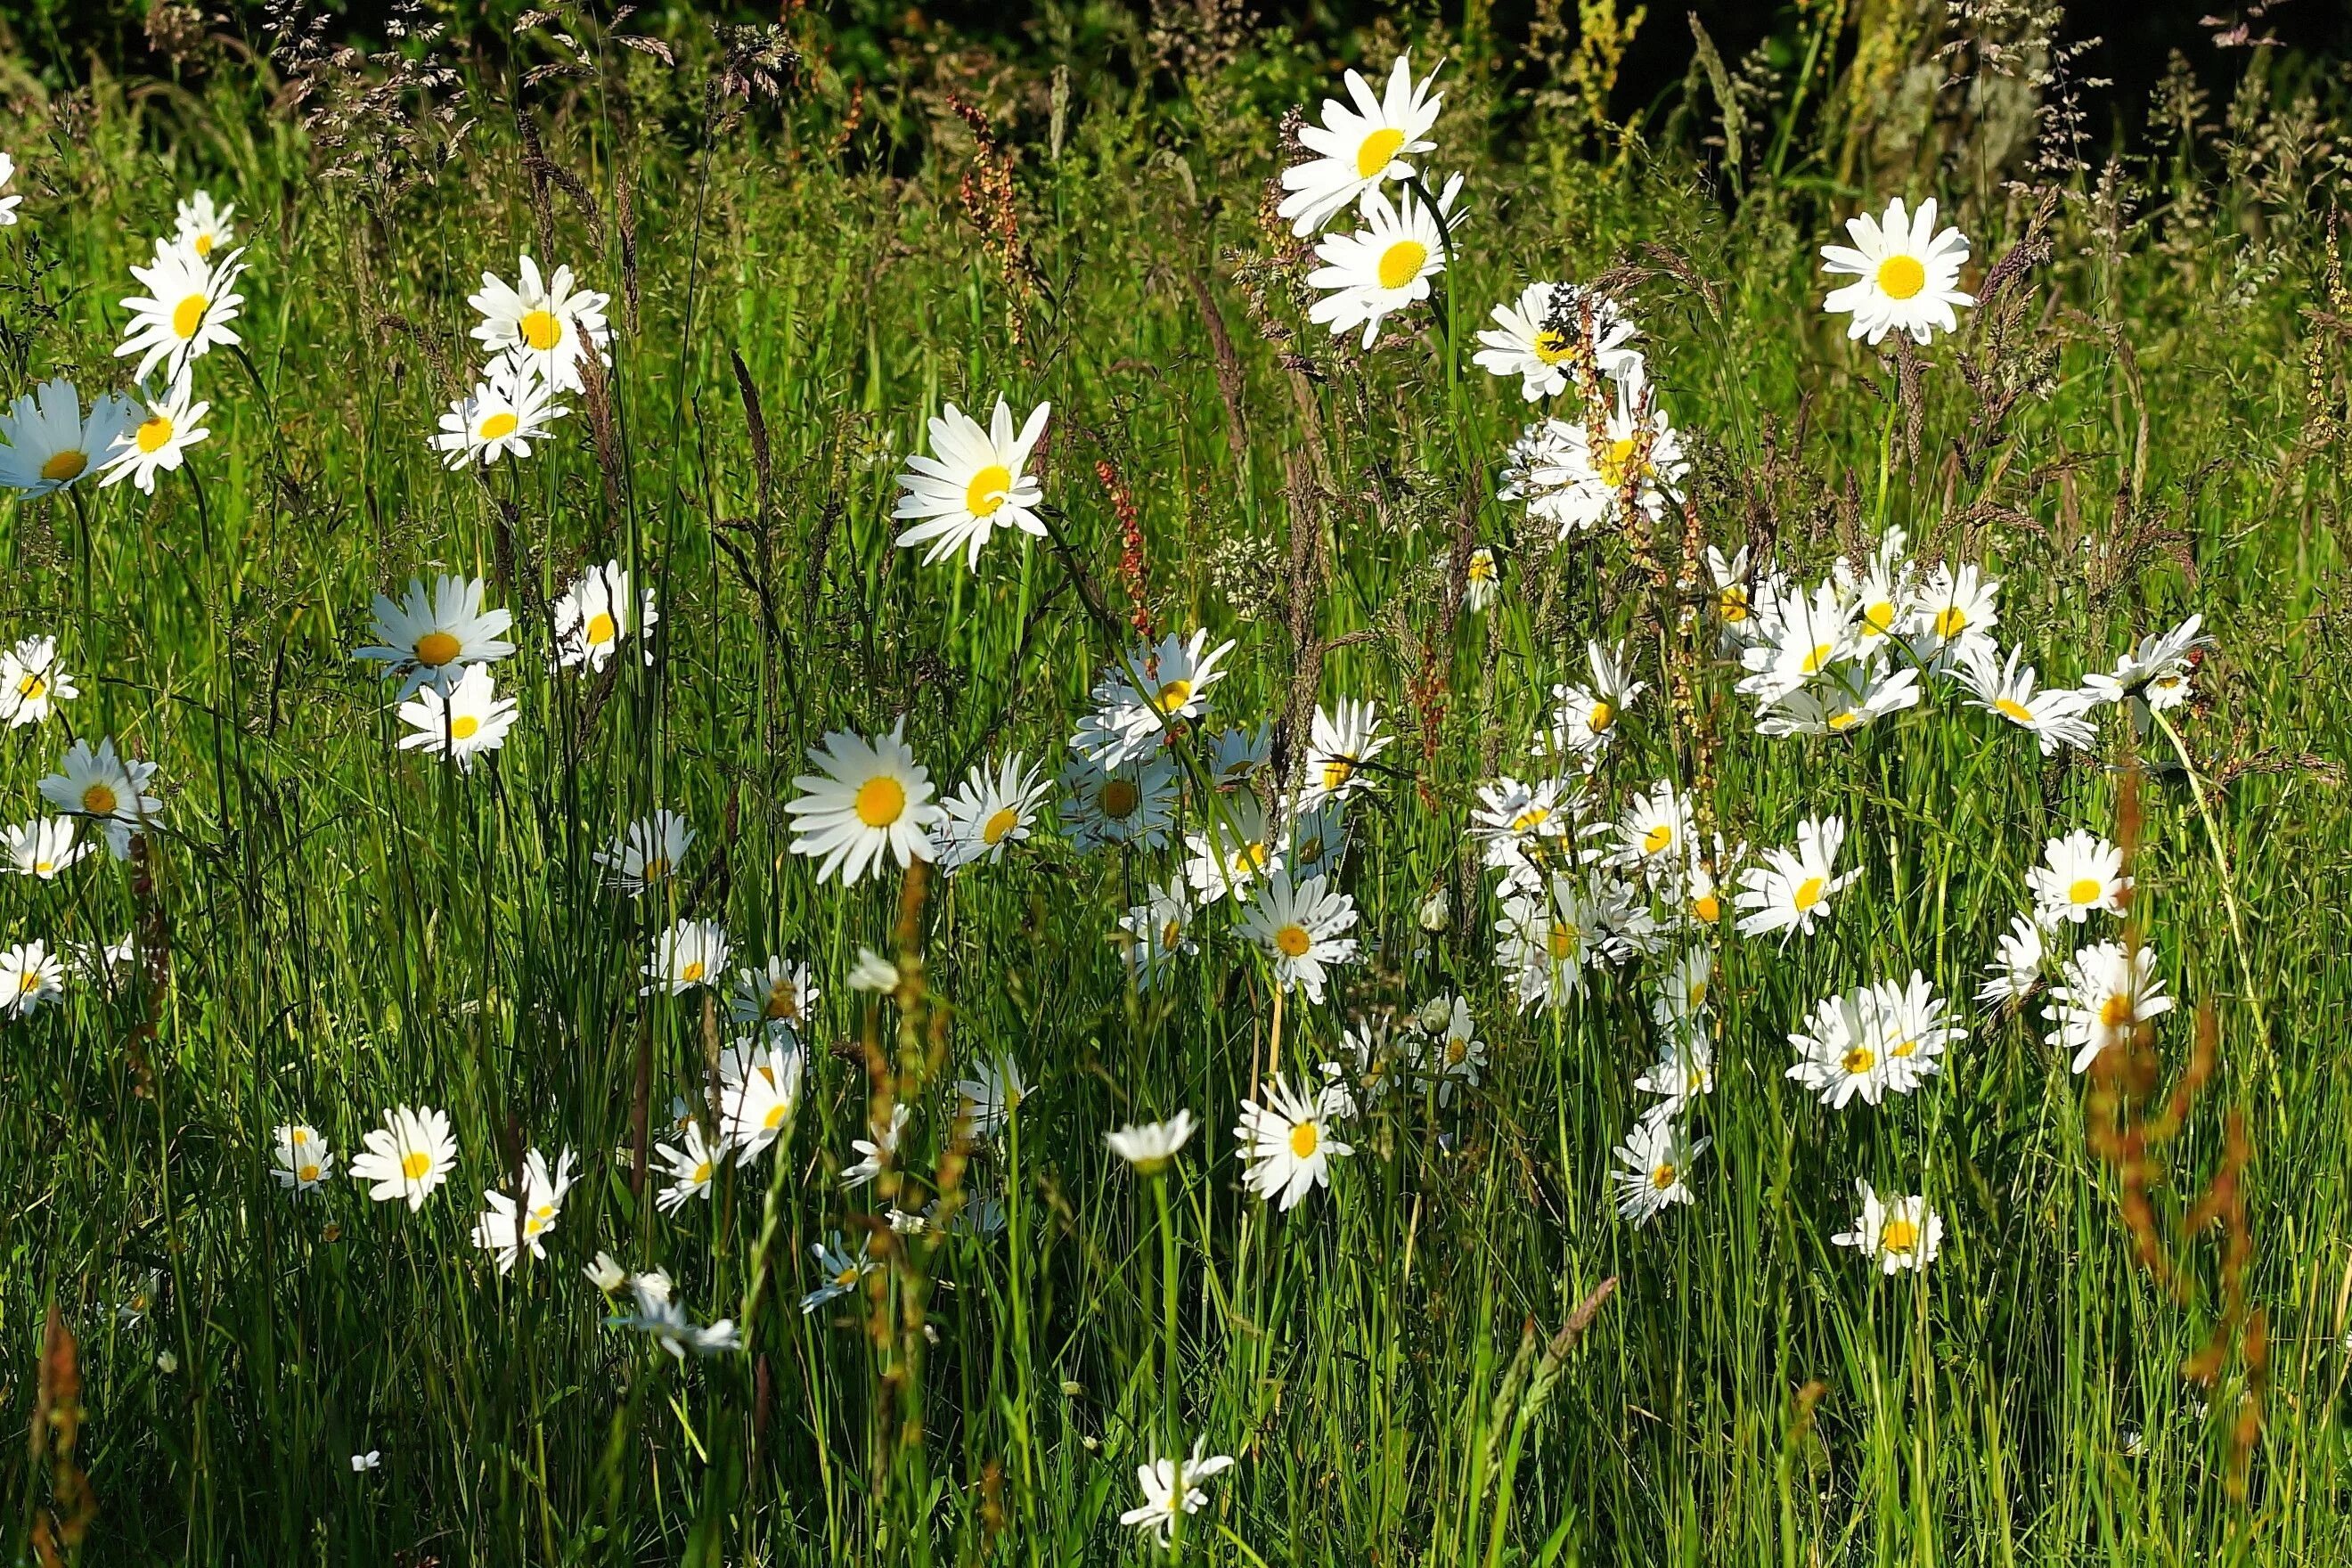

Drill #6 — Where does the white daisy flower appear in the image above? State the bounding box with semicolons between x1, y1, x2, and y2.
1073;630;1239;768
1234;871;1360;1002
1752;657;1921;738
935;753;1051;871
846;947;901;992
0;378;137;497
1784;987;1888;1109
954;1056;1029;1140
2046;939;2174;1074
593;810;693;895
272;1123;333;1194
1182;788;1278;903
1611;1115;1707;1226
37;737;162;858
2084;615;2210;715
353;575;516;697
1119;1437;1237;1545
96;377;210;494
718;1039;805;1164
1060;754;1178;853
4;817;94;879
1819;196;1974;345
785;717;941;885
1305;176;1463;350
799;1234;878;1315
1733;816;1858;940
1416;995;1485;1106
1205;723;1270;790
1469;775;1588;890
551;559;657;673
470;1147;576;1273
1495;873;1603;1013
0;151;19;225
584;1252;627;1293
1634;1033;1715;1123
116;235;247;387
0;939;65;1018
432;357;567;468
1499;380;1687;540
467;254;612;393
1235;1076;1352;1212
1473;282;1644;401
620;1270;739;1357
728;955;820;1036
1542;639;1646;764
1613;781;1695;880
841;1103;910;1188
1105;1111;1196;1174
892;398;1050;569
641;918;730;996
1463;544;1500;613
0;635;77;727
1906;561;1999;671
173;190;236;259
347;1105;457;1210
1116;878;1196;991
395;663;517;771
1650;949;1715;1028
1735;581;1859;706
1833;1180;1946;1273
1868;970;1964;1094
655;1122;723;1213
2028;829;2130;928
1302;698;1392;804
1977;912;2046;1005
1276;53;1443;235
1953;643;2097;756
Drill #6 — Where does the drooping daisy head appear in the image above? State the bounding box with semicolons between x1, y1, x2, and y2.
1820;196;1974;346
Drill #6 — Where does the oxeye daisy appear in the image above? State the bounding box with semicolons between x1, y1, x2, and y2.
2084;615;2210;715
551;559;657;673
2047;939;2174;1074
0;151;19;225
1116;878;1196;990
1977;912;2046;1005
468;254;612;393
1469;775;1585;888
1060;753;1178;853
1235;871;1360;1003
620;1270;739;1357
395;663;516;771
1473;282;1644;401
1415;994;1485;1106
0;635;77;727
1752;657;1921;738
729;956;820;1036
719;1040;805;1164
1182;788;1278;903
1634;1033;1715;1124
1953;643;2096;756
1735;582;1859;706
654;1122;722;1213
1276;53;1443;236
5;817;94;879
2028;829;2130;928
1613;781;1695;880
470;1147;576;1273
1610;1116;1707;1226
1867;970;1964;1093
936;753;1051;871
1075;630;1239;767
594;810;694;895
1120;1438;1237;1545
354;575;516;697
1820;196;1974;345
272;1123;333;1194
1907;561;1999;671
1784;988;1887;1109
1236;1076;1352;1212
1837;528;1915;645
0;939;64;1018
38;737;162;858
433;357;567;468
1733;816;1858;940
641;918;730;996
786;718;940;885
841;1103;910;1188
799;1233;878;1315
953;1056;1029;1140
1543;639;1646;764
1281;796;1350;882
892;398;1050;569
1496;874;1603;1012
1500;382;1687;540
0;379;136;498
1306;176;1463;350
174;190;236;259
1463;544;1500;613
1206;723;1270;790
1302;698;1392;804
347;1105;457;1210
97;377;209;494
1105;1111;1196;1174
1833;1181;1945;1273
116;235;246;386
1650;949;1715;1028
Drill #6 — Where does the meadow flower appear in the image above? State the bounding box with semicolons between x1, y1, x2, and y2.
1415;994;1485;1105
2029;829;2129;927
1183;788;1277;903
0;151;18;225
655;1122;722;1213
584;1252;626;1293
1706;545;1776;649
468;254;612;393
1319;1017;1406;1113
117;234;246;386
1680;838;1738;927
1496;874;1601;1011
620;1270;739;1356
432;358;567;467
1470;775;1586;890
1105;1111;1196;1174
0;378;136;497
2047;939;2173;1073
936;753;1051;871
174;190;235;258
1463;544;1500;612
846;948;901;992
955;1057;1030;1140
39;737;161;857
1650;949;1714;1028
4;817;92;880
1611;1116;1707;1225
1542;640;1645;763
1733;816;1857;940
1302;698;1392;804
593;810;693;895
1613;781;1695;880
1277;52;1442;235
842;1103;911;1188
1953;643;2096;756
1235;871;1360;1002
68;931;135;979
347;1105;457;1210
800;1235;878;1314
1283;795;1351;881
1120;1437;1237;1544
1752;657;1920;738
1634;1033;1715;1123
470;1147;577;1273
1868;971;1964;1093
729;956;819;1036
395;663;516;771
1117;879;1196;990
718;1040;805;1164
1977;913;2046;1005
1306;176;1463;349
354;575;516;697
1236;1077;1352;1211
2084;615;2209;714
1206;723;1270;789
97;377;209;493
551;559;657;673
641;918;730;996
1474;282;1643;401
1907;561;1999;671
1836;527;1916;644
1819;196;1974;345
272;1123;332;1193
893;398;1050;569
1833;1181;1945;1273
1061;754;1178;853
1504;385;1687;539
787;718;940;884
1074;630;1238;767
1;940;64;1017
1785;988;1889;1109
1736;582;1858;706
351;1450;381;1473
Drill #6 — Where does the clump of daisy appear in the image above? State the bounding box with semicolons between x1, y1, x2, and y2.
1819;196;1974;345
1833;1181;1945;1273
396;664;517;771
892;398;1050;569
786;718;941;885
347;1105;457;1210
1236;1077;1352;1212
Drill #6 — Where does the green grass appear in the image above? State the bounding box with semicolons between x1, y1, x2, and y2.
4;4;2351;1564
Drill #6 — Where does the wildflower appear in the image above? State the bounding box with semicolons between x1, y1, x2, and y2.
395;663;517;771
1235;1077;1352;1211
1735;582;1858;706
1785;988;1889;1109
0;940;64;1018
1542;640;1646;764
800;1234;878;1314
272;1123;333;1193
846;948;900;992
1117;878;1196;991
1502;384;1687;540
347;1105;458;1210
0;379;136;498
1120;1437;1237;1544
1106;1111;1196;1175
655;1122;722;1212
1496;874;1601;1011
1907;561;1999;671
728;955;819;1036
1473;282;1643;401
955;1056;1030;1140
1634;1033;1715;1123
1733;817;1858;940
1977;913;2046;1005
38;737;161;858
1234;871;1360;1002
936;753;1051;871
842;1103;911;1188
470;1147;578;1274
1650;949;1714;1028
2084;615;2209;715
2046;939;2174;1074
1276;52;1443;235
1319;1017;1406;1114
432;357;567;467
718;1039;805;1164
641;918;730;996
1613;781;1695;881
97;376;210;494
1752;657;1920;738
1182;788;1278;903
1610;1116;1707;1226
1833;1181;1945;1273
1205;723;1270;789
1469;775;1587;891
116;234;247;386
1868;971;1964;1094
786;718;940;885
892;398;1051;569
174;190;236;258
551;559;657;674
584;1252;626;1293
1953;644;2096;756
1072;631;1238;768
1819;196;1974;346
468;254;612;393
353;575;515;698
351;1450;381;1473
4;817;94;879
1463;545;1500;613
0;151;18;224
1415;994;1485;1105
1061;754;1178;853
1305;176;1463;349
594;810;694;895
2028;829;2129;928
618;1270;739;1357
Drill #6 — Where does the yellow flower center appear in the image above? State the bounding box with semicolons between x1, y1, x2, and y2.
1841;1045;1875;1076
1286;1120;1320;1159
19;674;45;699
1719;589;1749;623
1588;700;1615;734
81;783;118;815
1650;1162;1677;1191
1640;822;1674;855
414;630;461;666
290;1130;310;1146
1532;328;1579;366
1891;1037;1918;1058
2068;877;2103;906
38;449;86;483
1693;893;1720;923
33;860;53;876
1322;759;1354;792
1596;436;1641;489
1468;554;1497;583
1149;678;1193;715
855;776;907;828
135;416;174;453
449;714;480;740
765;982;800;1022
1354;127;1406;178
2098;992;2136;1028
981;805;1020;845
1826;710;1861;731
584;611;617;645
193;233;216;258
519;308;563;351
690;1160;714;1185
764;1100;790;1129
19;969;41;992
1876;254;1928;300
171;293;208;339
1793;876;1827;911
478;412;519;442
1546;925;1580;960
680;960;706;983
298;1163;320;1182
1862;600;1896;634
1160;918;1183;948
1993;698;2035;724
833;1265;860;1287
1376;239;1429;291
1801;642;1837;676
963;462;1013;519
400;1150;433;1180
1882;1217;1919;1253
1932;606;1969;639
1273;923;1313;958
641;857;670;882
1511;806;1550;833
1099;778;1141;819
